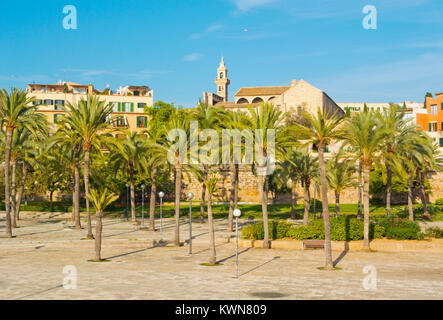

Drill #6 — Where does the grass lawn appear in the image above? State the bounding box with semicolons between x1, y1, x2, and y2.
3;201;442;222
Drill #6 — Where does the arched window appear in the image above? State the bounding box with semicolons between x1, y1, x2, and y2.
252;97;264;104
237;98;249;104
220;72;224;79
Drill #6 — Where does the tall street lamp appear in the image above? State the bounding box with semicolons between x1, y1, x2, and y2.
233;209;242;279
158;191;165;238
188;192;194;255
141;184;146;228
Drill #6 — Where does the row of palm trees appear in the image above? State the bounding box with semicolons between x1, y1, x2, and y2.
1;88;440;268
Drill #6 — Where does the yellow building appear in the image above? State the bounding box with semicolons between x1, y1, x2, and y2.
26;81;154;133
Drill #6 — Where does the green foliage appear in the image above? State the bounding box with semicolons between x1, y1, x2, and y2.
242;217;384;241
287;217;384;241
241;220;294;240
425;227;443;238
310;198;322;209
378;218;421;240
435;198;443;206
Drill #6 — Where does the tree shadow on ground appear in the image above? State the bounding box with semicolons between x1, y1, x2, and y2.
239;256;280;277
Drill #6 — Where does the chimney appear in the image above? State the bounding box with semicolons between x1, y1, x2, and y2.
88;83;94;94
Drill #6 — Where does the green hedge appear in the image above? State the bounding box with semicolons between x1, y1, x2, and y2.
425;227;443;238
241;217;385;241
241;221;294;240
435;198;443;206
378;218;422;240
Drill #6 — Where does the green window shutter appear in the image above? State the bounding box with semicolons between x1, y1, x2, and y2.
136;116;140;128
130;103;134;112
440;138;443;147
441;103;443;111
144;116;148;128
53;114;57;123
429;123;432;132
118;102;122;112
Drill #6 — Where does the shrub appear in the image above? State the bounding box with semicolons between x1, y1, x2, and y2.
435;198;443;206
309;198;322;210
378;218;421;240
425;227;443;238
286;217;384;241
241;220;294;240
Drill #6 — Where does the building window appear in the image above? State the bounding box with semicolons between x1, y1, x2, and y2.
431;104;437;116
44;99;53;105
137;103;146;109
53;114;63;124
220;72;224;79
32;100;43;106
136;116;148;128
133;90;140;96
55;100;64;110
111;102;119;112
440;138;443;147
441;103;443;111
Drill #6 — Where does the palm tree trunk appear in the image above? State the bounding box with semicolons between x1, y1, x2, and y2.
335;191;340;217
357;163;363;220
200;166;207;224
303;183;310;226
11;161;17;228
84;149;94;239
208;193;216;265
3;128;13;238
363;163;371;250
420;170;430;221
74;149;81;229
227;164;235;232
15;162;27;221
94;211;103;261
386;163;392;216
291;186;297;220
258;165;270;249
130;167;136;222
317;147;333;270
174;166;182;246
149;167;158;230
407;169;414;222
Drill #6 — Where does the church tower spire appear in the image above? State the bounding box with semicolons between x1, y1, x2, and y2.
215;56;230;102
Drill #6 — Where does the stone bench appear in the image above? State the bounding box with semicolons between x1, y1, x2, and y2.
302;240;325;250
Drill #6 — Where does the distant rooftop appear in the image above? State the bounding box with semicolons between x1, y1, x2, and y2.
235;86;291;97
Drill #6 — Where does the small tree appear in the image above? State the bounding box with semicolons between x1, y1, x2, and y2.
205;175;219;265
87;188;118;261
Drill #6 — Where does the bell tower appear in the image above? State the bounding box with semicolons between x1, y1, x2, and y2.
215;57;230;102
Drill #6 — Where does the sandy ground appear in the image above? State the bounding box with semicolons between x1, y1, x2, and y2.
0;211;442;300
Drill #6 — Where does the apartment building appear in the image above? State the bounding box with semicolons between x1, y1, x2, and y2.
416;92;443;148
26;81;153;133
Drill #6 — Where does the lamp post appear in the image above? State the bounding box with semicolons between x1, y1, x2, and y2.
141;184;146;227
158;191;165;238
233;209;242;279
188;192;194;255
313;182;317;220
124;183;129;221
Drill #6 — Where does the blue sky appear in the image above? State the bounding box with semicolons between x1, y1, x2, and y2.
0;0;442;106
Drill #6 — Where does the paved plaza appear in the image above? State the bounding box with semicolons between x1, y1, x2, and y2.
0;212;442;300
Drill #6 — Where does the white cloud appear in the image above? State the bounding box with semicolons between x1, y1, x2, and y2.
182;53;203;62
231;0;278;11
189;24;224;40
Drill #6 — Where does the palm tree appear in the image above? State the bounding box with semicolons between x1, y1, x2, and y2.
283;150;319;225
295;107;344;269
223;110;253;231
62;95;113;239
249;103;294;249
50;119;84;229
87;188;118;261
106;130;150;223
342;111;383;250
192;103;226;224
205;175;219;265
377;104;417;216
149;111;197;246
326;149;356;217
0;88;46;238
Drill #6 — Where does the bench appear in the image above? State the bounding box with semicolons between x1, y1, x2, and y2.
302;240;325;250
